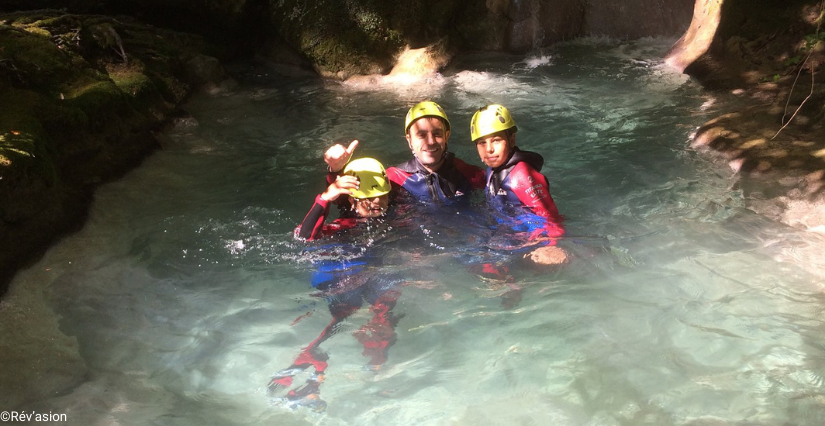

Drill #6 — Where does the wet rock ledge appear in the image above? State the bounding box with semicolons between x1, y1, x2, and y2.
0;11;232;296
665;0;825;231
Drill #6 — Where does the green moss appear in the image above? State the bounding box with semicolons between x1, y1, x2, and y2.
272;0;406;76
0;10;217;184
0;89;58;186
108;64;168;114
0;26;84;96
109;67;153;96
22;26;51;38
63;80;135;132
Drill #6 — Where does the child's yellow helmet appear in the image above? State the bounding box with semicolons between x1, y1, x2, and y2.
343;157;391;199
404;101;451;134
470;104;518;142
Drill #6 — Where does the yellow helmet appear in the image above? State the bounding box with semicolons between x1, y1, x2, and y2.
470;104;518;142
343;157;391;199
404;101;451;134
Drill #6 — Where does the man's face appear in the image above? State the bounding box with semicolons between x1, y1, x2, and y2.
475;130;514;168
406;117;450;172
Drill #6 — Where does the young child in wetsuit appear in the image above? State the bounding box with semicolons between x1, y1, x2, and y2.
469;103;568;267
461;104;569;309
296;157;391;240
270;158;403;411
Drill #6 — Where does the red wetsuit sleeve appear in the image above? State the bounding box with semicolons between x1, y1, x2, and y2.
453;158;486;190
385;166;408;191
295;194;331;241
508;162;565;238
325;170;353;212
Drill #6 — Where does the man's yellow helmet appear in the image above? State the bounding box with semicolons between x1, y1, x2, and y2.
343;157;391;199
404;101;451;134
470;104;518;142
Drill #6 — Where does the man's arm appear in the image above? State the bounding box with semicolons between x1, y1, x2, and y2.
452;157;486;190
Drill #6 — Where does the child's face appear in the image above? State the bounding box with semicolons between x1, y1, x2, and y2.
475;130;515;168
351;194;390;218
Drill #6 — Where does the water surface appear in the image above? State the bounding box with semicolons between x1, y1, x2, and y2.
9;38;825;425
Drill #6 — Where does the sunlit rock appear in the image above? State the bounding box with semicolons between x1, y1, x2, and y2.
389;44;451;78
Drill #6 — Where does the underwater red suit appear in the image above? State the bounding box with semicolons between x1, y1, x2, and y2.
272;193;402;411
469;148;565;308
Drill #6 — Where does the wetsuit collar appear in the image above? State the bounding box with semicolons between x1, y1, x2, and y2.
487;147;545;195
493;147;544;173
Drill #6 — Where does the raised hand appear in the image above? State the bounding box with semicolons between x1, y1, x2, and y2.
320;175;359;202
324;140;359;173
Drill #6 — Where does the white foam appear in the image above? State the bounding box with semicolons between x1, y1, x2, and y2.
340;72;447;97
520;54;553;69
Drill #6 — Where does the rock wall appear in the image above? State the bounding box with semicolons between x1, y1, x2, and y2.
0;11;233;296
489;0;694;53
667;0;824;89
667;0;825;228
584;0;694;40
0;0;697;76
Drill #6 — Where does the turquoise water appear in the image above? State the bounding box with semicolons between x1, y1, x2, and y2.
9;38;825;425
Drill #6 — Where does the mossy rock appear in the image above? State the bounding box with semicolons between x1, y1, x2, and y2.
0;25;86;97
0;10;223;297
0;89;57;179
271;0;406;77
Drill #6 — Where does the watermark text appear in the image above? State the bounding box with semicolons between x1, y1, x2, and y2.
1;411;67;422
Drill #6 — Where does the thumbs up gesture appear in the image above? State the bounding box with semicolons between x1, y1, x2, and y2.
324;140;359;173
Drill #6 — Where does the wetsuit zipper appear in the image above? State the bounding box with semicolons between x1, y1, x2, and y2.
426;173;438;201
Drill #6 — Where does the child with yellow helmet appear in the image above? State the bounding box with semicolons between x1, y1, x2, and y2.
295;157;392;240
470;104;568;266
274;157;402;410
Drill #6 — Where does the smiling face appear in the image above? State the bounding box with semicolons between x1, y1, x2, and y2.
475;130;515;168
406;117;450;172
350;194;390;218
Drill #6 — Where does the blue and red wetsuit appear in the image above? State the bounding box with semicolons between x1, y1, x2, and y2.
484;147;564;239
465;148;566;305
385;152;485;202
272;194;402;407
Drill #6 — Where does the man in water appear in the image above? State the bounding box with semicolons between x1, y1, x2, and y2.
324;101;485;203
